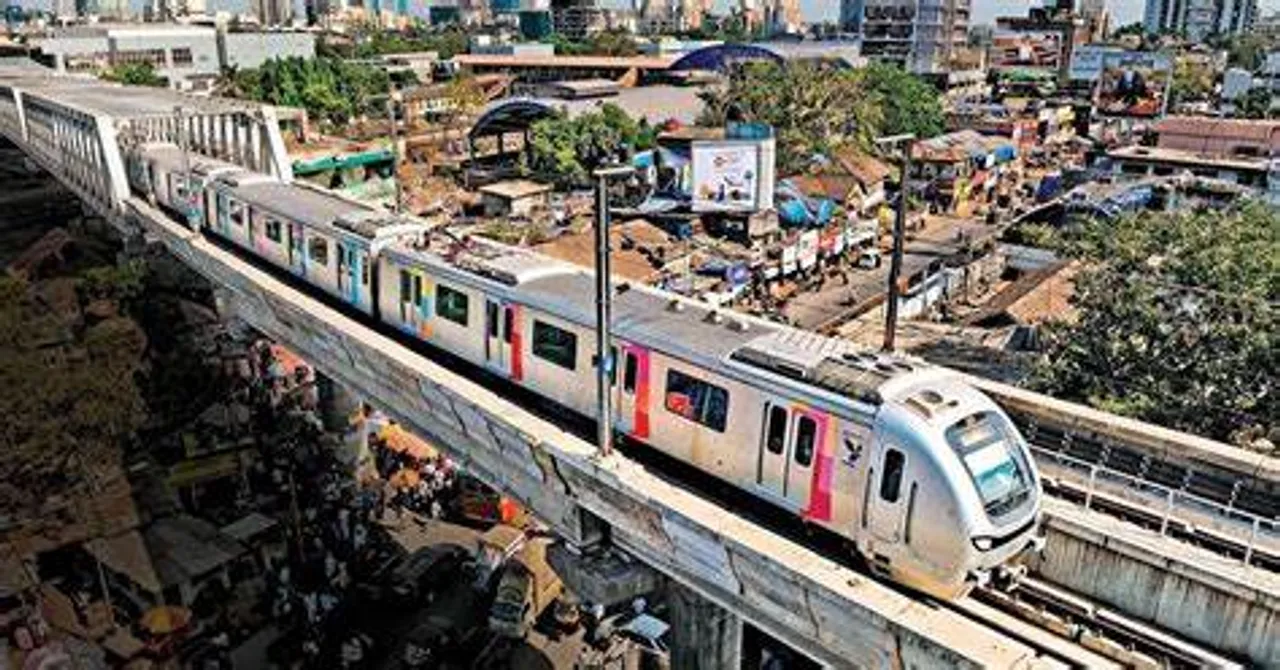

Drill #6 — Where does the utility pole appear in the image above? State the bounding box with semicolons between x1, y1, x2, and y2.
384;88;403;215
874;133;915;353
175;105;193;224
592;165;634;458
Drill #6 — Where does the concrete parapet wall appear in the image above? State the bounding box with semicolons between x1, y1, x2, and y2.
1036;499;1279;668
974;378;1280;487
123;198;1045;669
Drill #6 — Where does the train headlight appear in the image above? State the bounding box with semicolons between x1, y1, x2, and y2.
971;536;994;552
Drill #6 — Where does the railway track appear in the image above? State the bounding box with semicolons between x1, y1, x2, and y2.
962;578;1247;670
1031;446;1280;571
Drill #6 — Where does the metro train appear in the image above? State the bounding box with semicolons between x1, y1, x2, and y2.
126;140;1044;601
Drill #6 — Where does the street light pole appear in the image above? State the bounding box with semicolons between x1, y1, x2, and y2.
384;89;403;215
592;165;634;458
874;133;916;353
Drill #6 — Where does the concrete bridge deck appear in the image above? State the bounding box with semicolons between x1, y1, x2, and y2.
4;66;1277;668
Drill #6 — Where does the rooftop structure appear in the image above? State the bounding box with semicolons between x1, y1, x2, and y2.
841;0;970;75
1143;0;1256;40
452;53;677;84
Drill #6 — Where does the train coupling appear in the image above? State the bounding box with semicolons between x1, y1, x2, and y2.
967;568;991;589
993;564;1028;591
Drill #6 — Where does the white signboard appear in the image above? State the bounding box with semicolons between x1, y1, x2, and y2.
691;140;769;213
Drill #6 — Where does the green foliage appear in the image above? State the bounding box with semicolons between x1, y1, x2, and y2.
1110;22;1146;37
1032;203;1278;447
225;57;392;127
78;260;147;305
342;26;470;59
527;104;655;187
1221;32;1269;71
1169;56;1215;106
544;29;639;56
862;62;944;139
697;61;884;174
1235;87;1273;119
101;62;167;88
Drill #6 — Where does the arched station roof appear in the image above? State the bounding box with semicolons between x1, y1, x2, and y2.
668;43;785;73
468;98;557;141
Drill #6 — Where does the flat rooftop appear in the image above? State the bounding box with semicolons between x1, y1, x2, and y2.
1107;145;1269;172
540;84;704;124
478;179;553;200
453;53;678;71
0;67;265;119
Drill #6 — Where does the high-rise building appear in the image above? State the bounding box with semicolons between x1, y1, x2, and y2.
1143;0;1255;40
843;0;969;75
638;0;708;34
255;0;293;25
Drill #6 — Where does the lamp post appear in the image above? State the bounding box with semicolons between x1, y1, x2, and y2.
592;165;634;458
874;133;916;353
384;87;404;214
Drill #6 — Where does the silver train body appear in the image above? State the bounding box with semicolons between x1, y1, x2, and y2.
127;141;1044;600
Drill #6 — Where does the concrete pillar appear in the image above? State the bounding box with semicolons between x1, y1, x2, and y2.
666;582;742;670
317;373;361;433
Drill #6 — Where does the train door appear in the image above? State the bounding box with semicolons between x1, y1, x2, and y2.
336;243;360;307
215;192;230;235
756;403;812;511
287;223;305;276
613;344;650;440
866;441;909;546
484;300;520;379
398;269;428;336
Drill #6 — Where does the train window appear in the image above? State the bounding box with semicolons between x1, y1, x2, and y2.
765;405;787;454
532;320;577;371
412;275;423;306
794;416;816;467
265;219;282;244
503;308;514;344
228;201;245;226
880;449;905;503
487;302;499;338
308;237;329;266
399;270;411;303
664;369;729;433
623;353;638;394
436;285;468;325
361;258;370;286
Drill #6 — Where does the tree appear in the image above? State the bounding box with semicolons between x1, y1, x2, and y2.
0;264;147;545
1031;203;1277;449
1110;22;1146;37
697;61;882;174
862;62;944;139
222;57;392;127
1235;87;1273;119
1221;32;1270;71
101;62;167;88
1169;55;1215;106
527;104;655;187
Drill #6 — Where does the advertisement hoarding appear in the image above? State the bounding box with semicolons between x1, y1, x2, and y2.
991;30;1064;70
691;139;775;213
1070;46;1172;117
1097;51;1172;117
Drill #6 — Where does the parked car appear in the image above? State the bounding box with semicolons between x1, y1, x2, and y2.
486;537;563;638
388;543;469;605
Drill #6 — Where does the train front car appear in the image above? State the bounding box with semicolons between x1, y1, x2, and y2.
864;370;1043;601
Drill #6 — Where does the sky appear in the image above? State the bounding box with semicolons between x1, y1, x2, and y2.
18;0;1280;29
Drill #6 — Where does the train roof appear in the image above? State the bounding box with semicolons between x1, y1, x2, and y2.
387;237;949;413
136;141;245;178
220;180;424;243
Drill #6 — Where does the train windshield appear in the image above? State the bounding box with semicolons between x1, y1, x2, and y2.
945;412;1032;519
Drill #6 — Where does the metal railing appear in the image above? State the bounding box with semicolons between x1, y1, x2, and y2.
1033;446;1278;568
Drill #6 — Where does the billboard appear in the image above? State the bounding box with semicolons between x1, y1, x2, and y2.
991;30;1064;71
1070;46;1172;117
691;139;775;213
1097;51;1172;117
